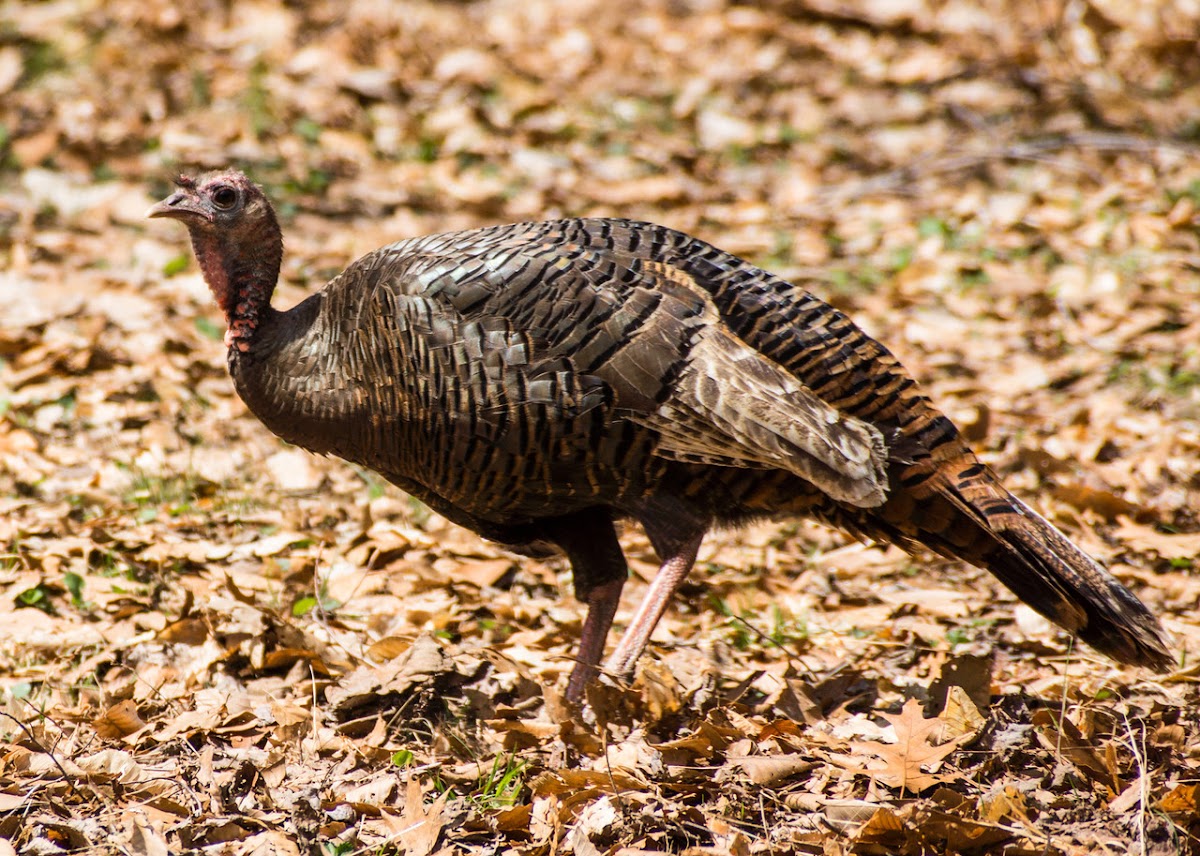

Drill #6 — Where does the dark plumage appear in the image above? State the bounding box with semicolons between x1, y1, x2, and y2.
149;170;1172;700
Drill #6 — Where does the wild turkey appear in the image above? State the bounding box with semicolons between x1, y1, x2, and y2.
149;170;1172;700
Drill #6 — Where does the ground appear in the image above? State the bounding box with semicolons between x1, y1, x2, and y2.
1;0;1200;853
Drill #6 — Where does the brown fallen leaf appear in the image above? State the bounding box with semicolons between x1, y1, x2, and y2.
1157;783;1200;817
848;698;970;794
157;616;209;645
916;807;1015;852
1113;517;1200;560
495;803;532;833
852;805;907;847
326;634;465;719
530;769;643;796
367;636;414;661
383;778;446;856
1049;483;1145;522
929;652;993;715
1109;774;1147;814
633;660;684;722
455;558;516;588
126;816;170;856
529;795;561;849
93;700;145;739
1031;709;1120;794
721;754;818;786
939;685;986;740
979;785;1032;826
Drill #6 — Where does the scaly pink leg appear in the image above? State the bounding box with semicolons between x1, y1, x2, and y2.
604;532;703;681
566;576;626;702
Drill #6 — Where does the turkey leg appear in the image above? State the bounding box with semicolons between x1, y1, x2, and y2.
603;531;704;681
566;576;625;701
541;509;629;702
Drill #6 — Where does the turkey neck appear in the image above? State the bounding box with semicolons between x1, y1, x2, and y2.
189;213;282;353
224;293;340;455
188;214;346;452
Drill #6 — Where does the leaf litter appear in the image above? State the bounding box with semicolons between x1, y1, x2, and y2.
1;0;1199;853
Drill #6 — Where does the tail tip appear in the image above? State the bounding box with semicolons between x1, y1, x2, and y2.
1084;617;1174;674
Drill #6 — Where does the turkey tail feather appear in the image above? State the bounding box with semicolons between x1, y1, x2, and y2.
982;496;1173;670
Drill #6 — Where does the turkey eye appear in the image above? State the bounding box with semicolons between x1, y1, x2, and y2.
212;186;238;209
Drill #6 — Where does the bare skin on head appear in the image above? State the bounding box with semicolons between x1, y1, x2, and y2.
149;171;282;354
150;171;1172;702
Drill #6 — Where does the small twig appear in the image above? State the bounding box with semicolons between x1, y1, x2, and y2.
342;819;432;856
1122;713;1150;856
823;132;1200;207
1040;635;1076;856
759;791;775;856
1057;636;1074;760
0;710;78;793
726;613;818;679
600;724;628;815
309;662;320;754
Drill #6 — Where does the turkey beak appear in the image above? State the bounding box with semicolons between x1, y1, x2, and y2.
147;192;206;221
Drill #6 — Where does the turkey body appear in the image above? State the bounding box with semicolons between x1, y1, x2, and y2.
150;172;1172;701
237;219;894;542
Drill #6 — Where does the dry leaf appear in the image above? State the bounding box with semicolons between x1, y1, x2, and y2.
126;817;171;856
849;699;969;793
1157;783;1200;816
93;701;146;739
531;769;643;796
1109;774;1147;814
454;558;516;588
1114;518;1200;560
917;808;1015;851
384;779;446;856
264;448;324;492
979;786;1031;825
722;754;818;786
1049;483;1143;521
939;686;986;740
929;653;993;715
820;799;881;827
852;806;906;847
368;636;413;660
1031;709;1120;793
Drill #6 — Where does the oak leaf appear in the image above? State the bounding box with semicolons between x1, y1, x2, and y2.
850;699;969;793
383;778;446;856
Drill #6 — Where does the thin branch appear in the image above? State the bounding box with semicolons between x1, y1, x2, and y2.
823;132;1200;206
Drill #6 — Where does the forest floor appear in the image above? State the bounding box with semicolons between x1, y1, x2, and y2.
2;0;1200;853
